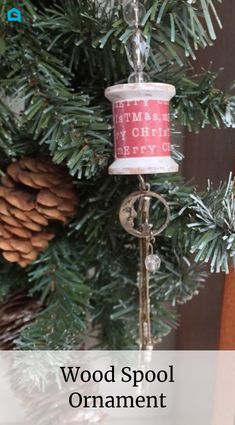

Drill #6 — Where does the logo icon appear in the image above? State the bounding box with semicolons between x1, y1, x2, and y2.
7;8;22;22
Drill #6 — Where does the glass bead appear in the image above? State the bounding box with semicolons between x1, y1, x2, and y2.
128;71;151;83
125;29;150;72
145;254;161;273
123;0;146;27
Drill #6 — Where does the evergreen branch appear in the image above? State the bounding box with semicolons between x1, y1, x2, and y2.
8;173;234;349
68;175;209;347
0;259;27;301
0;98;20;159
173;70;234;132
0;1;232;179
0;16;111;177
151;241;207;305
17;236;91;349
23;89;111;178
31;0;223;76
150;63;234;132
188;176;235;273
145;0;223;54
0;0;233;350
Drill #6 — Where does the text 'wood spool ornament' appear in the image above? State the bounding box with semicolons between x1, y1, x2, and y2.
0;157;78;267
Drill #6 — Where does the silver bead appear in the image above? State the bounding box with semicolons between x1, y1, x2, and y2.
145;254;161;273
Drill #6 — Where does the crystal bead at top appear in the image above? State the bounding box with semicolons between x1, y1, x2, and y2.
123;0;146;27
125;29;150;73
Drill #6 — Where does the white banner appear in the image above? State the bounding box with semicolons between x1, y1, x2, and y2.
0;351;234;425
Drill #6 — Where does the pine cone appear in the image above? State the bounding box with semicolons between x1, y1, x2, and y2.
0;158;77;267
0;291;42;349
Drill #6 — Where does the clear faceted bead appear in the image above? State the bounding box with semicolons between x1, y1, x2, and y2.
123;0;146;27
145;254;161;273
125;29;150;72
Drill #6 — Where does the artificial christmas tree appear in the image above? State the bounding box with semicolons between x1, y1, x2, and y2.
0;0;234;349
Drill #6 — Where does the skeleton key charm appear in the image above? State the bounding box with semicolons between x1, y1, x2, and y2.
119;176;170;350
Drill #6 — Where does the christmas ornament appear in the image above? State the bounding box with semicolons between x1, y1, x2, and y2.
105;84;177;175
106;0;177;350
105;1;178;175
0;157;77;267
0;291;42;349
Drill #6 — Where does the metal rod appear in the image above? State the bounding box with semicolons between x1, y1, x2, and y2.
119;175;170;351
139;195;153;350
